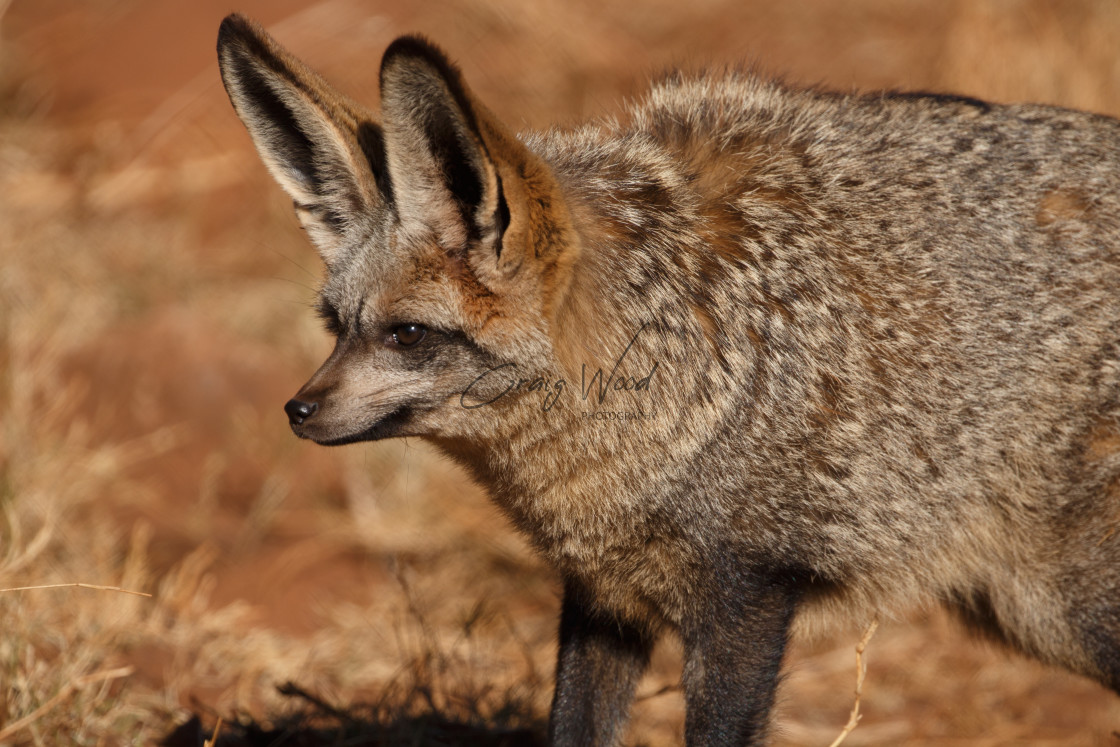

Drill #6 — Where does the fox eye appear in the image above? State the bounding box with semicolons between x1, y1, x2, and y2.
392;323;427;347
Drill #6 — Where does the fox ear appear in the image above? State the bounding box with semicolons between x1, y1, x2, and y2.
378;36;509;263
217;14;389;263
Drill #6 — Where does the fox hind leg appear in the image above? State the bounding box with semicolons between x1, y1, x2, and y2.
1065;529;1120;692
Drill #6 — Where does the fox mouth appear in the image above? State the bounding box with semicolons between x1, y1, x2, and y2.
294;405;414;446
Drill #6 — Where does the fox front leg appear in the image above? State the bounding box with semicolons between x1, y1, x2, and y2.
680;564;801;745
549;582;655;746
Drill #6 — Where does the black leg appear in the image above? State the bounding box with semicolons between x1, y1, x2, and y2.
548;581;656;746
680;568;800;746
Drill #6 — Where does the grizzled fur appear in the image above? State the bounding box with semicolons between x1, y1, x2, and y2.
218;14;1120;745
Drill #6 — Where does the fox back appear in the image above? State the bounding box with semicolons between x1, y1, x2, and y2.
218;15;1120;744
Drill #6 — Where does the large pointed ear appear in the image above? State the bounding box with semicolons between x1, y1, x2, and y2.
378;37;511;269
217;14;389;263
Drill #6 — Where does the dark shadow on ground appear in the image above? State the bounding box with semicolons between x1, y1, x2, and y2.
162;682;546;747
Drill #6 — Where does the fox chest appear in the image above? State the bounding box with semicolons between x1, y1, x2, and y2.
525;509;700;628
489;436;714;628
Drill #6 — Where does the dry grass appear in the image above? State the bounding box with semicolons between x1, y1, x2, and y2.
1;1;1120;745
826;620;878;747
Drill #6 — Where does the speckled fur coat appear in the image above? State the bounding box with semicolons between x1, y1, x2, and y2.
218;14;1120;745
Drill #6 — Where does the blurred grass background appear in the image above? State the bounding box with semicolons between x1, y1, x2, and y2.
1;0;1120;744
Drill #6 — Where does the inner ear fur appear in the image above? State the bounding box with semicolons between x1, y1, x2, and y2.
376;35;581;313
377;36;516;263
217;13;389;261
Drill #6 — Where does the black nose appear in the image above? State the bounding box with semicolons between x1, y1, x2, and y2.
284;398;318;426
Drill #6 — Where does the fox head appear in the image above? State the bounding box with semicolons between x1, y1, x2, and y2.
217;15;581;446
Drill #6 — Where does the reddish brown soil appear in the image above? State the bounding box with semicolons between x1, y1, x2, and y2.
3;1;1119;744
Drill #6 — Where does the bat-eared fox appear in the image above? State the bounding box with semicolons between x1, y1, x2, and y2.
218;14;1120;744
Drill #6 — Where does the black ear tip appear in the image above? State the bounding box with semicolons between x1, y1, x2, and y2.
379;34;456;80
382;34;444;61
217;13;269;57
218;13;249;45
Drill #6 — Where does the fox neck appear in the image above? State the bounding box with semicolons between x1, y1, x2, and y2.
428;387;662;543
428;139;705;574
425;330;680;580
